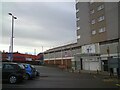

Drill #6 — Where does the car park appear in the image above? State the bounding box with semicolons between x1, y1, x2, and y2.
2;62;26;84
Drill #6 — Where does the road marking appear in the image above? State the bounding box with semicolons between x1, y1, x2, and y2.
103;79;114;82
116;84;120;87
103;78;119;83
93;75;97;78
40;76;48;77
17;84;25;86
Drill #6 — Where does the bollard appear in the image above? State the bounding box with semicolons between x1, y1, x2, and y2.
79;69;81;73
72;69;73;73
97;69;99;74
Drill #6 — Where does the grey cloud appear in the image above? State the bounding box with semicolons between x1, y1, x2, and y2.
2;2;76;52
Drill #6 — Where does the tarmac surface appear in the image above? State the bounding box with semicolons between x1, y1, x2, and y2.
2;65;120;89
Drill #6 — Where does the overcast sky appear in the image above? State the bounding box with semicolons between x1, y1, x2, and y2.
0;0;77;55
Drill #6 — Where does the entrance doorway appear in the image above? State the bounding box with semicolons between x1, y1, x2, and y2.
102;60;108;71
80;58;83;70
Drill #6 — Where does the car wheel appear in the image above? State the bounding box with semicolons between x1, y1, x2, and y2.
9;75;17;84
24;74;30;80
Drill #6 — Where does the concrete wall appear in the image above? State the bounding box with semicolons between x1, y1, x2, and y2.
76;2;91;46
100;42;118;55
105;2;118;40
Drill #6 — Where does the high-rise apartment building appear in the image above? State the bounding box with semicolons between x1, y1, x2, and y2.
44;2;119;74
75;2;119;73
76;2;118;45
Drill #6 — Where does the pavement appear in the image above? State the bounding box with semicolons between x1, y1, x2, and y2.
67;68;120;87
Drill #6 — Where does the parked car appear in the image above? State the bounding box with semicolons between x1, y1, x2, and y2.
2;62;26;84
30;65;40;77
20;63;39;80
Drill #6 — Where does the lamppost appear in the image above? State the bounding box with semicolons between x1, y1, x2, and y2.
8;13;17;61
117;45;119;76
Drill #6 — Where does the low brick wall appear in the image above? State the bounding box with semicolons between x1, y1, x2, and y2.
44;59;72;69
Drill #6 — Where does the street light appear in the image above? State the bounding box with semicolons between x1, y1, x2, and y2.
8;12;17;61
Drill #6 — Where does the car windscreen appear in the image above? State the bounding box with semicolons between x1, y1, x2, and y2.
31;65;35;68
18;64;25;69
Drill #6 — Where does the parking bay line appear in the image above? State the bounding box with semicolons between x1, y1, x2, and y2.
116;84;120;87
4;83;26;86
